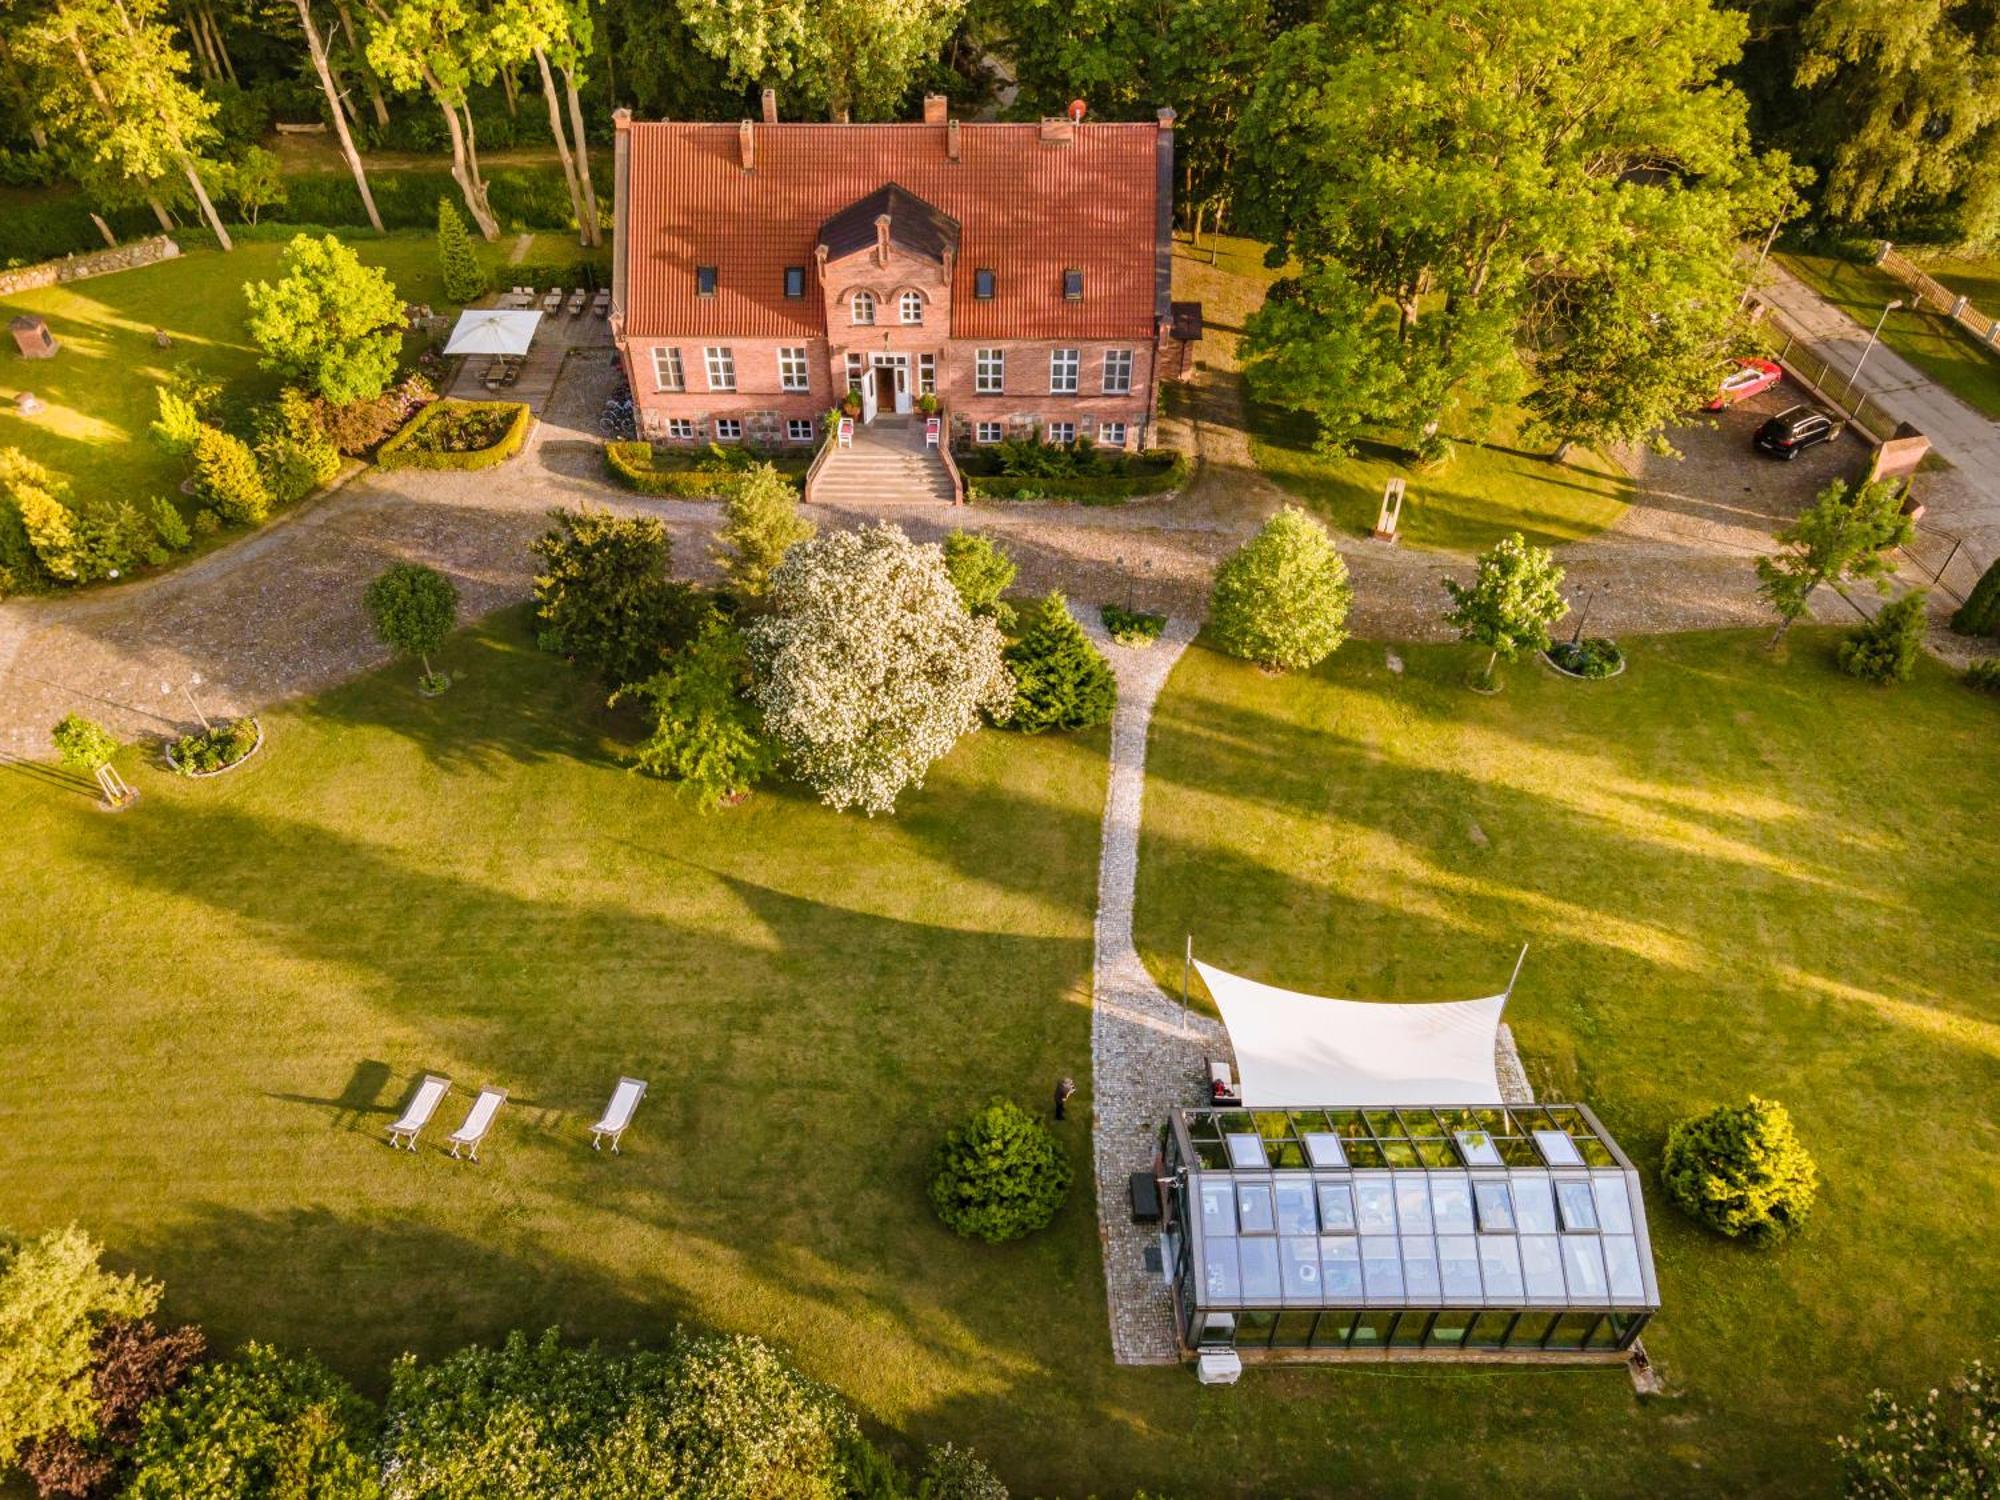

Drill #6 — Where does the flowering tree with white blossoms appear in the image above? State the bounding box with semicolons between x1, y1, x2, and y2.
746;522;1013;814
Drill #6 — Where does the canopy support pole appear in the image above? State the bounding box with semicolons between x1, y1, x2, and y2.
1504;942;1530;1002
1182;934;1191;1035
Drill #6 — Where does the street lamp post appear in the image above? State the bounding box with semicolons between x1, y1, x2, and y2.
160;672;212;733
1847;298;1904;398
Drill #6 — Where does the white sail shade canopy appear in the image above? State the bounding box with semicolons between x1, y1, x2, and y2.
443;309;542;357
1195;960;1507;1107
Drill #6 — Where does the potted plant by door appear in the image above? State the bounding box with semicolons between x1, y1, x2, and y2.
917;392;939;416
841;390;863;418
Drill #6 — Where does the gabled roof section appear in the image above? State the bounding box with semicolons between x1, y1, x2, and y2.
619;120;1165;341
818;183;959;265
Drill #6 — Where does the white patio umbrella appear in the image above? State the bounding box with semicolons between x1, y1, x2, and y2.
443;309;542;357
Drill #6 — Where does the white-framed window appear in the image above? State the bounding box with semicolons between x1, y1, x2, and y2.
918;353;936;395
1050;348;1079;394
851;291;876;325
650;346;685;392
1047;421;1076;445
778;346;809;392
714;417;742;441
900;290;924;325
845;352;865;391
975;348;1004;394
786;418;814;442
1099;420;1128;448
666;417;695;440
1103;348;1134;394
976;421;1003;444
703;347;736;391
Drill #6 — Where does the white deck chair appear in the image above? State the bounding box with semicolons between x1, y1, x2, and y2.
387;1074;450;1151
590;1077;647;1152
447;1086;507;1161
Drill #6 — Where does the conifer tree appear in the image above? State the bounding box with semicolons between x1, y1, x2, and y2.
1002;591;1116;733
435;198;486;302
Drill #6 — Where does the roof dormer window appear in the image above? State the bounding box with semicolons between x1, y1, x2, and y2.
783;266;806;298
1062;268;1083;300
696;265;718;297
974;268;996;300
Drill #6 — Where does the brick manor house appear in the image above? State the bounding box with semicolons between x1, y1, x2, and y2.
608;94;1174;454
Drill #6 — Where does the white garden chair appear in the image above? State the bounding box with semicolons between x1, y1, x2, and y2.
447;1086;508;1161
590;1077;647;1153
386;1074;450;1151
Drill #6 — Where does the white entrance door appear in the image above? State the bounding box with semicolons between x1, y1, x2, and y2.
872;354;913;414
860;367;879;424
892;358;913;414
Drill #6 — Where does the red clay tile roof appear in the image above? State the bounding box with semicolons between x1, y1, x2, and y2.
620;121;1164;341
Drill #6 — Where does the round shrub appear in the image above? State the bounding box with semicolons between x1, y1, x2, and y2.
51;713;119;771
1209;505;1353;671
928;1099;1072;1244
364;561;459;688
1661;1095;1818;1245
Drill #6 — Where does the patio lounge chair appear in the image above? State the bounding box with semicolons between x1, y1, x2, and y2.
387;1074;450;1150
448;1086;507;1161
590;1076;647;1152
566;288;586;316
591;289;611;317
542;288;562;314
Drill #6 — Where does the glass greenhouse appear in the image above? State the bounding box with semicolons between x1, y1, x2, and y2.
1160;1102;1659;1360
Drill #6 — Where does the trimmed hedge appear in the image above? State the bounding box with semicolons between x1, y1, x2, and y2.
376;400;530;472
604;441;806;499
965;452;1189;505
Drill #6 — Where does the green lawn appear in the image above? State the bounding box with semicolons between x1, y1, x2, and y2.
1905;252;2000;317
1174;233;1631;552
0;230;500;511
1250;403;1632;552
1779;251;2000;420
1134;632;2000;1496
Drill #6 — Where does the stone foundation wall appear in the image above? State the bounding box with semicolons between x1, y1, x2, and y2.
0;236;181;297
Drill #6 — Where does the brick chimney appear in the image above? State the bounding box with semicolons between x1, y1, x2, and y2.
738;118;755;170
874;213;892;266
761;88;778;124
923;93;948;126
1038;117;1075;148
947;118;961;162
1157;106;1177;131
612;107;631;132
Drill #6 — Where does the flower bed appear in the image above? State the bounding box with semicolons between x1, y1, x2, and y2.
958;439;1188;505
603;441;807;499
1100;604;1167;647
1544;637;1626;680
376;399;531;472
164;716;263;777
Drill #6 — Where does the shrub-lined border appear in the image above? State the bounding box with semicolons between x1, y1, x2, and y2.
603;441;805;500
965;452;1190;506
377;400;531;472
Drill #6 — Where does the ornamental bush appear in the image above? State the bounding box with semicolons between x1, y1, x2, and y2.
167;717;261;776
255;389;342;505
364;563;459;686
191;425;271;527
746;523;1014;815
242;233;402;405
1839;590;1928;685
1210;505;1354;671
714;461;815;597
941;529;1017;620
530;506;707;688
1661;1096;1818;1245
1100;604;1166;647
20;1319;206;1500
617;616;773;806
1002;592;1116;733
1950;557;2000;637
434;198;486;303
928;1099;1073;1243
1834;1357;1999;1499
149;387;204;458
1966;659;2000;695
0;1225;161;1464
123;1343;378;1500
148;497;192;553
918;1442;1010;1500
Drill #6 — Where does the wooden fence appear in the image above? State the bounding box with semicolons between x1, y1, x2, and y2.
1876;243;2000;348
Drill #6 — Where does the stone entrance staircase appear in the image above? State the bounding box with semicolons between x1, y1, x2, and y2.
807;416;959;505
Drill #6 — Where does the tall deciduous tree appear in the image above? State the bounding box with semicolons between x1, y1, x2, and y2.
290;0;385;233
18;0;236;248
1754;476;1914;644
1233;0;1797;456
243;233;403;405
1442;532;1568;689
1209;504;1353;671
364;0;503;237
490;0;598;243
676;0;965;120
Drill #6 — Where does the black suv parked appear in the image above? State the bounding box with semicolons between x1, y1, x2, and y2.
1753;405;1844;459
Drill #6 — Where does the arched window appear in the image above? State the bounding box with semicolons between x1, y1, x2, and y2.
851;291;876;325
900;290;924;325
